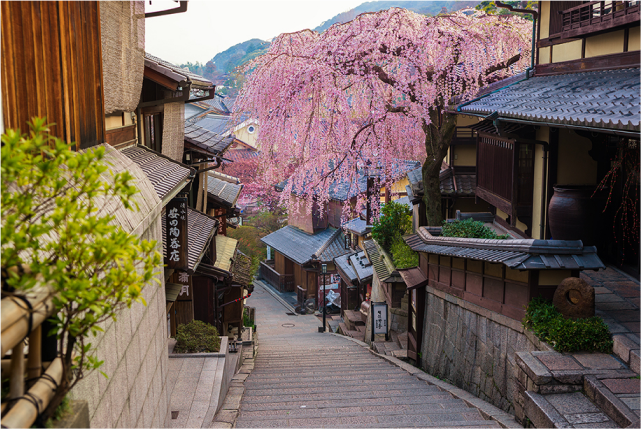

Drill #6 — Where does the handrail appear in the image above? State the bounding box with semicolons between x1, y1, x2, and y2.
561;0;602;14
1;284;58;427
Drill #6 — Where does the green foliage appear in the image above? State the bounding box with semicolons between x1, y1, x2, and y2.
390;237;418;269
441;218;509;240
174;320;221;353
1;118;161;417
41;396;71;428
523;297;613;353
475;1;538;21
227;225;266;282
243;307;256;331
372;200;413;252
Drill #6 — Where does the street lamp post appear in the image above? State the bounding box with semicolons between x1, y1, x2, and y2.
322;263;327;332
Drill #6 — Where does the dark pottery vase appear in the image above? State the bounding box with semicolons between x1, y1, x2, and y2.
548;185;599;245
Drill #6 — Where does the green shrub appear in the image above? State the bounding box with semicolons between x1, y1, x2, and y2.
174;320;221;353
441;218;509;239
523;297;613;353
390;237;418;269
372;200;412;252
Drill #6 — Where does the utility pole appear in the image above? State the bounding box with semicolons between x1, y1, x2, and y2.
322;263;327;332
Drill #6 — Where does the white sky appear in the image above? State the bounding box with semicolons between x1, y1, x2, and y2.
145;0;364;65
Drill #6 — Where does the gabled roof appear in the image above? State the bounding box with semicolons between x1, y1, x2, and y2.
162;208;218;273
362;240;403;283
215;235;239;272
207;172;243;208
145;53;213;89
185;103;209;121
184;123;234;156
404;226;605;271
343;217;371;236
261;226;350;265
193;114;233;135
458;68;640;134
121;146;194;201
349;251;373;282
198;94;230;115
334;253;358;283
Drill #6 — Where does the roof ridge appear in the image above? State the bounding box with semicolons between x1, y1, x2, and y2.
313;228;341;259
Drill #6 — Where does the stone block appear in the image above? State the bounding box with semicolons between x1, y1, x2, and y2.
537;353;582;371
52;400;90;429
584;375;639;428
601;378;641;394
551;370;584;385
573;352;624;370
630;349;640;374
523;391;571;428
516;352;553;385
539;384;583;395
613;335;639;363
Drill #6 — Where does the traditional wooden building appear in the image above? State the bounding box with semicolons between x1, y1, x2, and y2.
455;0;640;276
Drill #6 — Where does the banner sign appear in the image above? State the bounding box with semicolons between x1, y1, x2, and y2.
166;196;188;270
371;302;388;340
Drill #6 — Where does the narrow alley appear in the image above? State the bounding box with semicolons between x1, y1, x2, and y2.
232;283;513;428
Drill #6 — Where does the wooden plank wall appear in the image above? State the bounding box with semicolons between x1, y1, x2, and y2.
1;1;105;149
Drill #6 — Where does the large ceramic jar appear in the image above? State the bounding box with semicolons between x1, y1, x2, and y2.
548;186;596;245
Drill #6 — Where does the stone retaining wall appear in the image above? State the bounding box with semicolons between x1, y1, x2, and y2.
420;284;552;414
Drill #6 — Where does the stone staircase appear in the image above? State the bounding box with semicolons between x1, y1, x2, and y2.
339;310;366;342
235;334;501;428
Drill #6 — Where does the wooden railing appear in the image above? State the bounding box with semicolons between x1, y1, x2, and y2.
561;1;640;38
1;285;62;428
477;133;515;203
258;261;295;292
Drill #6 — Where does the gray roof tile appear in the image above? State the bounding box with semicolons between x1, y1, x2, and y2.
460;68;640;132
207;172;243;207
145;53;213;89
184;123;234;156
121;146;194;200
261;226;348;265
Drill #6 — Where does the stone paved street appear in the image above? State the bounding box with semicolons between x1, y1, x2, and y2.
234;283;504;428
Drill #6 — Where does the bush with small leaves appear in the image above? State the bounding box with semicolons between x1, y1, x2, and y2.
441;218;509;239
174;320;221;353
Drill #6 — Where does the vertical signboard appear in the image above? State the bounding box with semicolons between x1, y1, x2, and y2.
166;196;188;270
371;302;388;341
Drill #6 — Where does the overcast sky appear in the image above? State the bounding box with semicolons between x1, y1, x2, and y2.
145;0;364;65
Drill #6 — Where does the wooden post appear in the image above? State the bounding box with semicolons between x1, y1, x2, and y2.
9;342;25;399
203;173;208;214
27;325;42;380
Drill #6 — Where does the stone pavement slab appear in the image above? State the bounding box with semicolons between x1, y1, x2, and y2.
231;283;512;428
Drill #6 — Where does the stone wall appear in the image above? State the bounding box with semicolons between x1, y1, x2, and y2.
420;284;551;413
65;145;171;427
71;215;169;427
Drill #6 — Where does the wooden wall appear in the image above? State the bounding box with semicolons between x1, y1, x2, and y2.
1;1;105;149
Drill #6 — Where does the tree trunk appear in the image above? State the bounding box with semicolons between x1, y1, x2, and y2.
422;112;457;226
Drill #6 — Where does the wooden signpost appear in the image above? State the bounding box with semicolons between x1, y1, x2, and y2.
166;195;188;270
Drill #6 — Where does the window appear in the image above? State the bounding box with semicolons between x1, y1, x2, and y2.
247;125;256;134
143;112;163;153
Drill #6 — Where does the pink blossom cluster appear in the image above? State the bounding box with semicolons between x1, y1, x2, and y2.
233;7;531;219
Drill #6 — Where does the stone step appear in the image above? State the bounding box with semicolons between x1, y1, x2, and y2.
244;373;423;385
243;378;430;391
242;382;437;397
235;417;499;428
240;394;463;411
237;402;478;420
248;364;396;374
240;389;454;404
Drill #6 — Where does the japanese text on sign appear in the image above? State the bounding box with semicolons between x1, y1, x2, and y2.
165;197;188;270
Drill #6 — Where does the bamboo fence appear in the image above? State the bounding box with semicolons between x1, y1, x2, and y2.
1;284;61;428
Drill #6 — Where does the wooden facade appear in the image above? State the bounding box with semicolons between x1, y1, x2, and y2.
418;252;576;321
1;1;105;149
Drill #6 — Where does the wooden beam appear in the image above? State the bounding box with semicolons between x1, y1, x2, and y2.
475;186;513;217
535;50;640;76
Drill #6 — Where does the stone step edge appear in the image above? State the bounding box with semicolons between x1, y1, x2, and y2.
211;343;257;428
328;332;521;429
584;374;639;428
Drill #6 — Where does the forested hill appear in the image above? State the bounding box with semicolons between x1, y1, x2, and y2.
313;1;480;33
211;39;270;74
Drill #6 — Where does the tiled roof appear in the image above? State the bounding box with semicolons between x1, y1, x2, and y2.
215;235;239;272
343;218;371;236
404;227;605;270
459;68;640;132
184;123;234;156
261;226;348;265
185;103;208;120
200;95;230;114
194;115;233;135
231;250;252;286
207;172;243;208
224;149;260;162
278;159;421;202
394;196;413;210
162;208;218;273
145;53;213;89
334;253;358;283
349;251;373;282
362;240;403;283
121;146;194;201
407;165;476;198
